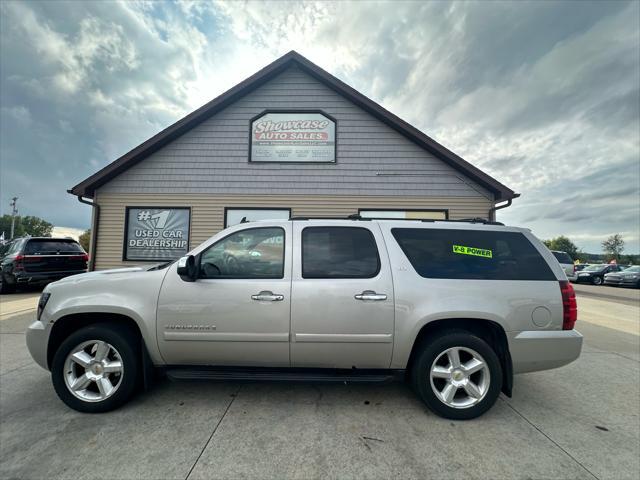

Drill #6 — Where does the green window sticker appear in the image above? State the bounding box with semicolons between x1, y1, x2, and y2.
452;245;493;258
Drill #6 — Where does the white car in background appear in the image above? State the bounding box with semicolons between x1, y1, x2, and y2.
551;251;576;281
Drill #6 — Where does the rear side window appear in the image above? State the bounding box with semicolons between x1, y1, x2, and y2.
5;240;23;255
24;240;84;255
391;228;555;281
552;251;573;264
302;227;380;278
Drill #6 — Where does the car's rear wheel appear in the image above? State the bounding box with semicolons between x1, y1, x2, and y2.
411;330;502;420
592;276;603;285
51;323;139;413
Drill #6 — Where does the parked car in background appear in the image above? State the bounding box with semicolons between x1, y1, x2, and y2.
574;264;590;272
26;218;582;420
575;264;625;285
551;251;576;281
0;237;88;293
604;265;640;288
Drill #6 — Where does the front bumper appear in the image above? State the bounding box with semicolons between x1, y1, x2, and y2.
575;275;594;283
605;277;639;287
507;329;583;374
26;319;51;370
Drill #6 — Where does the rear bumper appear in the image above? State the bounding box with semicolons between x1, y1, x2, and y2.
14;270;86;285
507;329;583;374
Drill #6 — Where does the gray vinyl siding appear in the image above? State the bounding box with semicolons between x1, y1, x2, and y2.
98;65;493;201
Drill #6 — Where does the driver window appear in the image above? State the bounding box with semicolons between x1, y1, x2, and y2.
199;227;285;279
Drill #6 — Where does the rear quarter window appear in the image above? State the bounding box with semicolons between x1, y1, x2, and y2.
552;251;573;264
391;228;555;281
24;240;84;255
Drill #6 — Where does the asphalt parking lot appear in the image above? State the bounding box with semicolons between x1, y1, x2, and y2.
1;286;638;480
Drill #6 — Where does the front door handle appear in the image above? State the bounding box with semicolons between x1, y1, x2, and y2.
354;290;387;301
251;291;284;302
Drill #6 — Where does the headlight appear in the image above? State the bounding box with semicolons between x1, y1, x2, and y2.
37;292;51;320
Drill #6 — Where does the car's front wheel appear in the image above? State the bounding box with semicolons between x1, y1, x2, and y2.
51;323;139;413
0;274;16;294
411;330;502;420
592;276;603;285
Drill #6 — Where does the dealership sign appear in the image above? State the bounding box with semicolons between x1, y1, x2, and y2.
124;207;190;261
250;112;336;162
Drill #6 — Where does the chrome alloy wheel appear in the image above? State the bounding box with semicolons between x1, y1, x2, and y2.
429;346;490;409
63;340;124;402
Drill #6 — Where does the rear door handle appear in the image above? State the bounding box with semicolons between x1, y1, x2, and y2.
251;291;284;302
354;290;387;301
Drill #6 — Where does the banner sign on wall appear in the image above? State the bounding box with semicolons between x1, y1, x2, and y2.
124;207;190;261
250;111;336;162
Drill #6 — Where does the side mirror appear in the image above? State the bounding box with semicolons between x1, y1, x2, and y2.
176;255;197;282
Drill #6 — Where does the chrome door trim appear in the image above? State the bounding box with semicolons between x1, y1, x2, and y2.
164;332;290;342
294;333;393;343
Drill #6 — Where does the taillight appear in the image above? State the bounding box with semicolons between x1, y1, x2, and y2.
81;253;89;262
14;254;24;270
560;281;577;330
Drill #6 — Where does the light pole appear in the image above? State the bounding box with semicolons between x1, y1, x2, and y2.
9;197;18;239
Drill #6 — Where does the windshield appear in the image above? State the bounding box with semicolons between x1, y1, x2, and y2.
552;251;573;264
584;264;606;271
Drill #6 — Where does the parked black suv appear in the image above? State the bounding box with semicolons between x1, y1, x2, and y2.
0;237;88;293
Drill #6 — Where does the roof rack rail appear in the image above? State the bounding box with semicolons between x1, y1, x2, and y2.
289;215;504;226
289;215;370;221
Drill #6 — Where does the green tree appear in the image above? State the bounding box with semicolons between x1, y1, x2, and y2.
79;229;91;252
602;234;625;262
543;236;581;261
0;214;52;239
0;214;22;239
20;215;53;237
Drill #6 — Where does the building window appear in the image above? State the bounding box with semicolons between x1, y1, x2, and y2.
224;208;291;228
359;209;448;220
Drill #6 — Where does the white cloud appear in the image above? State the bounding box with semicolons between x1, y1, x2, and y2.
0;0;638;251
1;106;32;126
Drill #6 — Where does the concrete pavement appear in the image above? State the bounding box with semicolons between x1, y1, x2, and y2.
0;293;638;479
0;293;38;319
573;283;640;306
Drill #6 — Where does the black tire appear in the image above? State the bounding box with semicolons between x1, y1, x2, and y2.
0;274;16;294
51;323;140;413
592;276;603;285
411;330;502;420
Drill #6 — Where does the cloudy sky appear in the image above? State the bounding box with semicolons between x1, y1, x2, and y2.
1;0;638;252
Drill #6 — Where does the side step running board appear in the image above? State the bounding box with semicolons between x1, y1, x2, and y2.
165;368;403;383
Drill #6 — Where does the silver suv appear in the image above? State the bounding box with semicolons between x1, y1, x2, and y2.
26;218;582;419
